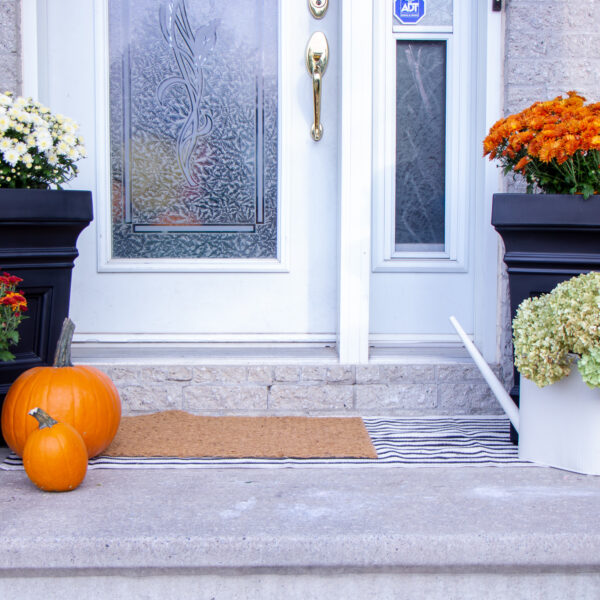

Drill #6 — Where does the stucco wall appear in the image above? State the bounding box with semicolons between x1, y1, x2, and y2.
0;0;20;94
498;0;600;378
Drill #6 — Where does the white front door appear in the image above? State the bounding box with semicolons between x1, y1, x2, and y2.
31;0;340;346
25;1;501;362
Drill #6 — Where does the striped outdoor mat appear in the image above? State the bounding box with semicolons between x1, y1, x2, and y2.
0;416;533;470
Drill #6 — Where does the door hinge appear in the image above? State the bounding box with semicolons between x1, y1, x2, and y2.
492;0;502;11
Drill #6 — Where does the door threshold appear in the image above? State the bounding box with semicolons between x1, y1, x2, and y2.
369;344;471;364
71;342;474;366
71;343;340;365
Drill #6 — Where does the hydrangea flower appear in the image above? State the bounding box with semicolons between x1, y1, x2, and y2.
513;272;600;388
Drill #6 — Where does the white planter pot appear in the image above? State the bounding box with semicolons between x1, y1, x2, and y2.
520;369;600;475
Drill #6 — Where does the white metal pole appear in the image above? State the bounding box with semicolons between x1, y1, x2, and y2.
449;316;520;432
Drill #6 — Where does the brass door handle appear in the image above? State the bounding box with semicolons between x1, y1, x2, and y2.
306;32;329;141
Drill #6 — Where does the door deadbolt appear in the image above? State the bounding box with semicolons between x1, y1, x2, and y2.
308;0;328;19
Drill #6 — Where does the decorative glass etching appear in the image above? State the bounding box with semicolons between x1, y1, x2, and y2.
109;0;278;259
395;40;446;251
392;0;453;28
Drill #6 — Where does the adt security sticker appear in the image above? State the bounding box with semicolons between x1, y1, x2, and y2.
394;0;426;25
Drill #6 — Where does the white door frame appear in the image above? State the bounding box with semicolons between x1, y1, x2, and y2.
337;0;373;364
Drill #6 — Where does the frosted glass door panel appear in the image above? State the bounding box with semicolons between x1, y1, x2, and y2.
395;40;446;252
109;0;278;259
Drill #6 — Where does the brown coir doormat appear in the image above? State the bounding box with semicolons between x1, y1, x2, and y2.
104;411;378;459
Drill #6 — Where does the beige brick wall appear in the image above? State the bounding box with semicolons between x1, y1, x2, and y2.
0;0;20;93
96;364;503;416
505;0;600;116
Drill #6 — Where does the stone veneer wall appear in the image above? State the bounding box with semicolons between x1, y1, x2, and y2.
94;364;503;416
0;0;20;93
498;0;600;379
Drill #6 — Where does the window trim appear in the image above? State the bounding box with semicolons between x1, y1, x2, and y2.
372;3;472;273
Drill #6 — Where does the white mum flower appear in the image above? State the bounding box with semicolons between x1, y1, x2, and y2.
22;153;33;167
31;114;47;128
15;109;30;123
14;142;27;155
61;121;76;135
0;138;12;150
47;151;58;166
2;147;20;166
56;140;69;155
0;114;10;131
0;94;12;106
36;134;52;151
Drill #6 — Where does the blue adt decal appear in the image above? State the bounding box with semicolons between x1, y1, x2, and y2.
394;0;426;25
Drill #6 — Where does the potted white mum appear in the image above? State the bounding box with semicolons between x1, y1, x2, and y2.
512;271;600;474
0;92;93;430
0;91;86;189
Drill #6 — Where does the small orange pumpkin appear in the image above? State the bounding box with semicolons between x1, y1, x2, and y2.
1;318;121;458
23;407;88;492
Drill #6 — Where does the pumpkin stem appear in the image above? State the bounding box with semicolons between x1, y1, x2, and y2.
53;317;75;367
28;407;58;429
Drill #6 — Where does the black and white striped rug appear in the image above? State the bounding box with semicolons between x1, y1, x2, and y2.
0;416;533;470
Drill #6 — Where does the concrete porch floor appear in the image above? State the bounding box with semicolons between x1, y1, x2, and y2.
1;445;600;599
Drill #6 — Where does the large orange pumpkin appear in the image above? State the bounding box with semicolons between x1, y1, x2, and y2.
23;407;88;492
1;318;121;457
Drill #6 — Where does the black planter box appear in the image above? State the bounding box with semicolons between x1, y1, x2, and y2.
0;189;93;444
492;192;600;442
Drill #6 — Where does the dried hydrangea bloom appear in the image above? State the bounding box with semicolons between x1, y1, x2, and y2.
513;272;600;387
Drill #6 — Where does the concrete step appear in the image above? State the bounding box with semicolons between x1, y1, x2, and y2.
2;445;600;599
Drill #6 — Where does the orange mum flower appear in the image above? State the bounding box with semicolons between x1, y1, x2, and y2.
483;91;600;197
0;292;28;312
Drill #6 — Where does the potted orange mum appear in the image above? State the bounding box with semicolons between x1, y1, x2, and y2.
485;91;600;441
484;91;600;197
